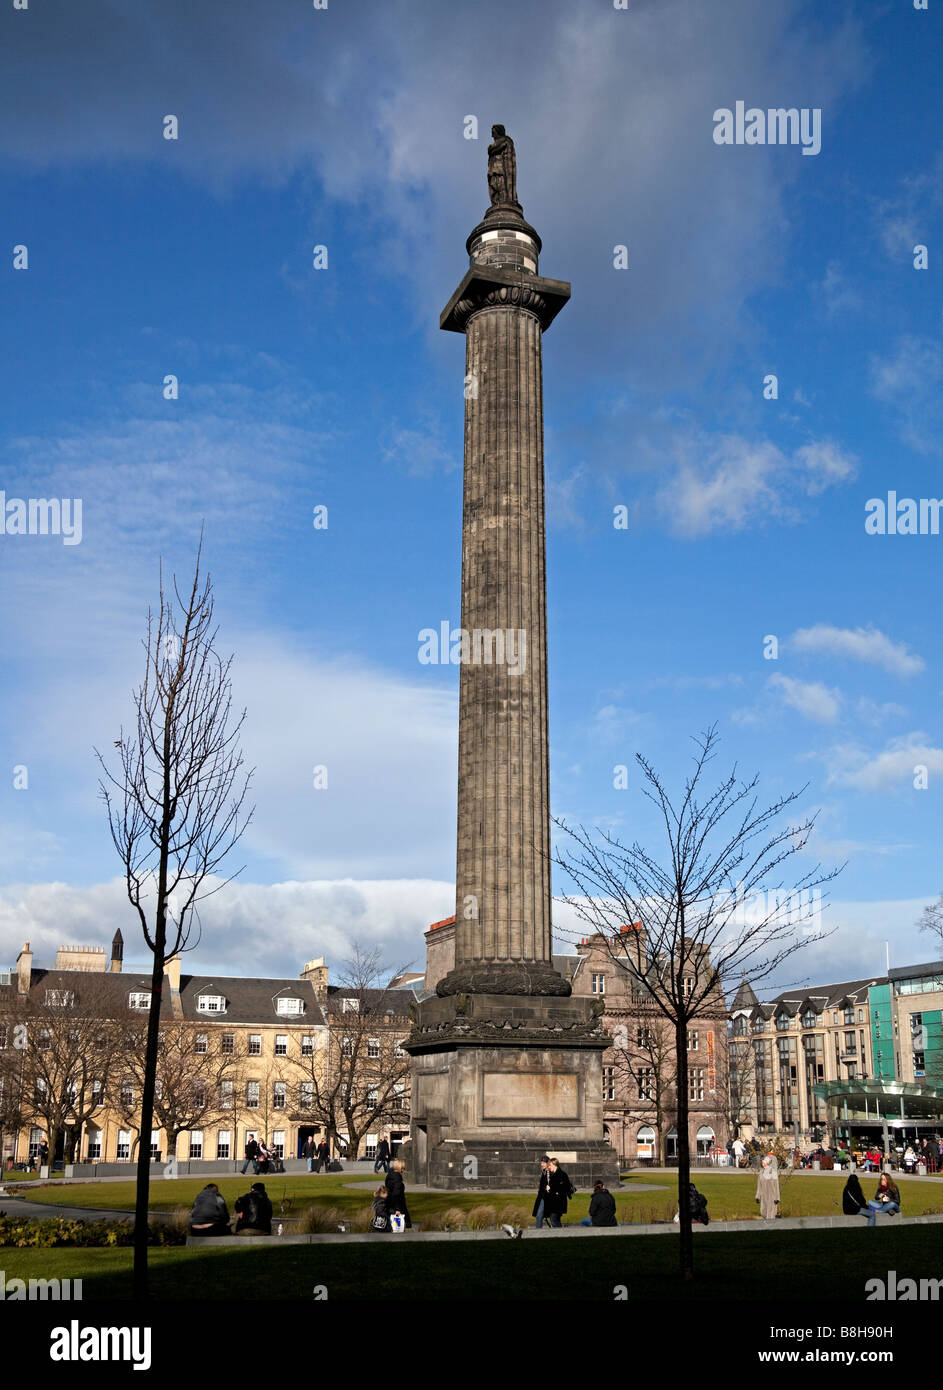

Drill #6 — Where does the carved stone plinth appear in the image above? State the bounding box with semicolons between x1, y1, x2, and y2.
406;993;620;1190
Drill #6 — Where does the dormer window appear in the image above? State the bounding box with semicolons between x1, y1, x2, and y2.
197;994;226;1014
341;998;359;1014
801;1010;816;1030
276;996;304;1016
775;1012;790;1031
44;989;75;1008
129;992;151;1011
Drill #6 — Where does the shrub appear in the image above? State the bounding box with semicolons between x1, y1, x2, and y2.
0;1215;184;1247
465;1204;498;1230
295;1205;345;1234
498;1202;530;1227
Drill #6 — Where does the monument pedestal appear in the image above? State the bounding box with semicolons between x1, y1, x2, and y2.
407;993;621;1190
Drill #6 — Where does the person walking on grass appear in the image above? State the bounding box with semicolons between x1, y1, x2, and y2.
864;1172;901;1226
755;1154;780;1219
543;1157;572;1228
532;1156;552;1229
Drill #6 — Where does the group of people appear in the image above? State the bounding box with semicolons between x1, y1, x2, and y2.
240;1137;285;1176
300;1136;332;1173
189;1181;274;1237
843;1172;903;1226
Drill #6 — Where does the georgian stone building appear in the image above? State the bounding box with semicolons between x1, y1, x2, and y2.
0;937;413;1169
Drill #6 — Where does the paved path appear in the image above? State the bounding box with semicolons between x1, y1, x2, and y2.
188;1209;943;1246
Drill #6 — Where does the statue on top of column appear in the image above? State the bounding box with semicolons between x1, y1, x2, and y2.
487;124;518;207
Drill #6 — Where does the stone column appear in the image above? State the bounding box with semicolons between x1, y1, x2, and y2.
438;201;570;998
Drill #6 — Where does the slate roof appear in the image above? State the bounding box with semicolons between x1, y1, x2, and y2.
7;966;327;1027
323;985;414;1020
759;976;885;1012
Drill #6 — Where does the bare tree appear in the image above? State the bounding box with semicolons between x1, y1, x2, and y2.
123;1021;238;1167
294;945;413;1160
608;1002;678;1165
0;1009;28;1168
554;726;838;1281
97;540;253;1299
13;978;119;1167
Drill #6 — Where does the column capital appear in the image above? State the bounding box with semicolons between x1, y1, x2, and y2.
440;265;570;335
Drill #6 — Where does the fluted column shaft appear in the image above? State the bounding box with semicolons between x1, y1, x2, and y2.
454;304;551;973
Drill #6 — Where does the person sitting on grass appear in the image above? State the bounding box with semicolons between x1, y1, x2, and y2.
189;1182;230;1237
863;1172;901;1227
233;1181;273;1235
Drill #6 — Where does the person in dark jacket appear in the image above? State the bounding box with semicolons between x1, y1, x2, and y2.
371;1185;391;1232
532;1156;552;1228
385;1159;412;1228
374;1136;391;1174
315;1139;329;1172
864;1173;901;1226
579;1180;618;1227
303;1136;318;1172
241;1137;260;1176
543;1158;570;1227
842;1172;868;1214
234;1182;273;1235
189;1183;230;1236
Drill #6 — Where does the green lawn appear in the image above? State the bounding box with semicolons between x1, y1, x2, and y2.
0;1222;938;1300
17;1171;943;1225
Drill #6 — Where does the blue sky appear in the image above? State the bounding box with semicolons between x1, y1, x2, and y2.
0;0;941;989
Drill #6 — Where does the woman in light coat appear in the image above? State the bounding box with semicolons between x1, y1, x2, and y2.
755;1154;780;1219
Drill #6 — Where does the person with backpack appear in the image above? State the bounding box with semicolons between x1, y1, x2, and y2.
233;1181;273;1235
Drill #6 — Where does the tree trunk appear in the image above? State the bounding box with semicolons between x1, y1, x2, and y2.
133;937;165;1300
675;1017;693;1280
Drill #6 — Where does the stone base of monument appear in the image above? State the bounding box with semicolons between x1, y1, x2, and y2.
405;992;621;1192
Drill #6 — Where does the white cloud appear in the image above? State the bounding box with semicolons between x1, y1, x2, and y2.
768;674;841;724
790;624;924;679
870;336;943;455
0;876;454;980
825;733;943;792
820;261;862;317
657;433;856;538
